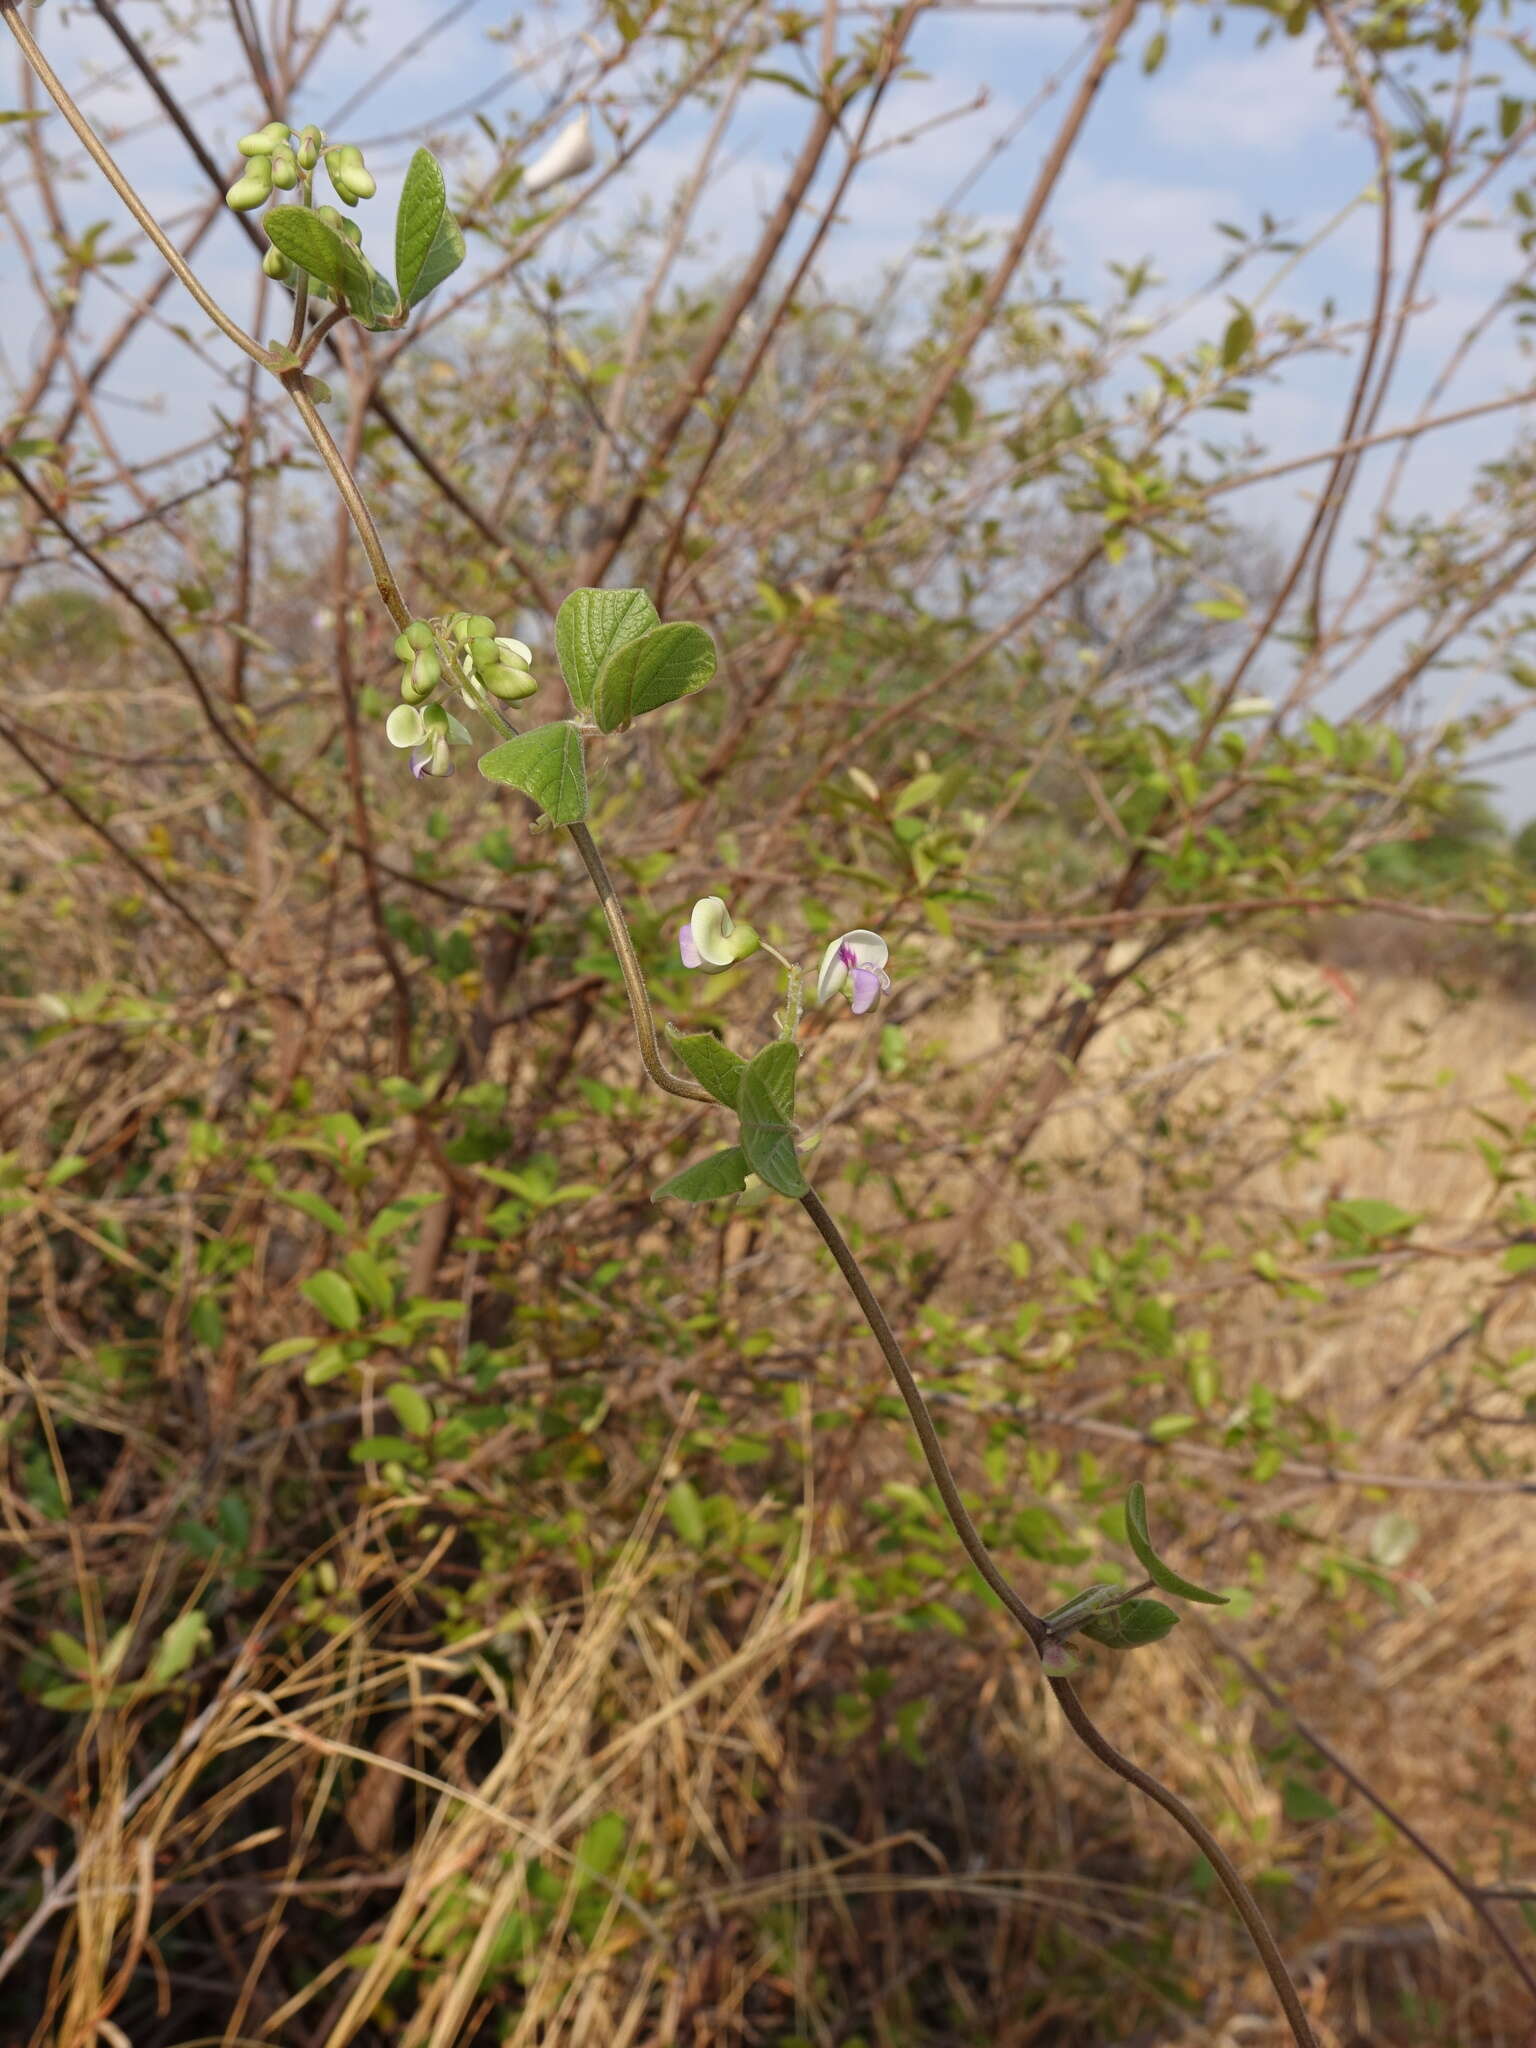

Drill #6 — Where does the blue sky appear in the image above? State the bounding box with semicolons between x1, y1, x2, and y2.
6;0;1535;814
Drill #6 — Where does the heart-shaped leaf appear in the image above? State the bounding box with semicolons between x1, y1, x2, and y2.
654;1146;750;1203
1125;1482;1229;1605
555;588;658;712
738;1041;806;1198
593;620;717;732
666;1029;746;1109
478;721;587;824
1078;1597;1180;1650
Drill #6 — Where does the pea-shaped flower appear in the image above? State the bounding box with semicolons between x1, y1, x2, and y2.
816;930;891;1015
677;896;760;974
386;701;468;780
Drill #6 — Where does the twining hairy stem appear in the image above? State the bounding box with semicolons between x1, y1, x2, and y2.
798;1186;1318;2048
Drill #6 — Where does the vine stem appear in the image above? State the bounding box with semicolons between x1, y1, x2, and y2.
797;1183;1320;2048
566;823;715;1105
0;1;272;369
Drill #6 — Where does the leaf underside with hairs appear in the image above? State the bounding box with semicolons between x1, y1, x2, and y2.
592;621;717;732
1078;1597;1180;1649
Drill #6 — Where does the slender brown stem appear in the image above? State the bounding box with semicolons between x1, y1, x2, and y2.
565;824;714;1105
797;1182;1319;2048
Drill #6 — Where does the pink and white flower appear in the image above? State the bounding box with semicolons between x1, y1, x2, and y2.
815;929;891;1016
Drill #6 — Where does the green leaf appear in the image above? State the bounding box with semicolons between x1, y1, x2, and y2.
263;207;397;327
146;1610;211;1688
386;1382;434;1436
1503;1242;1536;1274
1324;1197;1417;1245
737;1042;807;1198
1221;306;1255;367
1124;1482;1228;1605
344;1247;394;1314
1282;1776;1339;1823
275;1188;348;1234
666;1030;747;1108
478;722;587;824
1079;1597;1180;1649
592;620;717;732
349;1434;423;1466
406;206;465;309
554;588;658;712
396;147;446;303
45;1153;89;1186
301;1268;362;1331
653;1146;750;1203
665;1479;707;1548
264;206;365;299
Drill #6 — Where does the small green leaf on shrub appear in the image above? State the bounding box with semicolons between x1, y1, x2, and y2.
1282;1776;1339;1823
276;1189;348;1234
593;621;717;732
555;587;658;711
1125;1482;1228;1605
665;1478;707;1548
301;1269;361;1330
654;1146;750;1203
147;1610;211;1688
478;721;587;824
1079;1597;1181;1649
667;1030;747;1108
738;1041;807;1198
349;1435;423;1465
386;1383;433;1437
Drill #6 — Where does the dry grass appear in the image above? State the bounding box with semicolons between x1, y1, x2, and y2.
3;906;1534;2046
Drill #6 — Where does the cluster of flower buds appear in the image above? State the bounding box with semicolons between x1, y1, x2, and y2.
383;613;538;779
225;120;375;215
444;611;538;703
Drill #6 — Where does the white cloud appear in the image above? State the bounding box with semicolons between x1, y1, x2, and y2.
1143;39;1342;156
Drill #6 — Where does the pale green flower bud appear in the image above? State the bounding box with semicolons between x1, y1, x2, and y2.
314;204;361;246
325;144;376;206
482;665;538;702
269;147;299;190
297;126;323;171
494;636;533;669
392;621;436;660
262;244;294;281
237;121;291;158
468;636;500;677
400;649;441;702
226;156;274;211
449;612;496;646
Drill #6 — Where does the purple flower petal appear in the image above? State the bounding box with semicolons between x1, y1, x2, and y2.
410;745;431;780
849;965;882;1015
678;926;701;969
